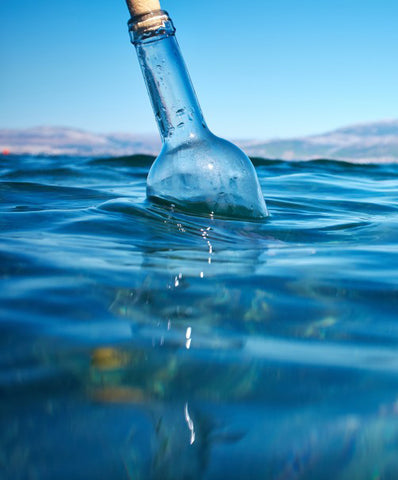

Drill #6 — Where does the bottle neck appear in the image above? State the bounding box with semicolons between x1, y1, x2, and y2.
129;11;208;146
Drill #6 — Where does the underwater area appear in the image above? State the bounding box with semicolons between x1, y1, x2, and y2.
1;153;398;479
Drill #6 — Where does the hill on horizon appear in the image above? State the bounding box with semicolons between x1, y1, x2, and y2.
1;120;397;163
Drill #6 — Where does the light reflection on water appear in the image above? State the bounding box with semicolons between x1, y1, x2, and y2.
1;154;398;479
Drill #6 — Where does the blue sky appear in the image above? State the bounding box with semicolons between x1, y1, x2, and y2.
0;0;397;139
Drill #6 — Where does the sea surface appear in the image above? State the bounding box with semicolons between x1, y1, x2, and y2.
1;153;398;479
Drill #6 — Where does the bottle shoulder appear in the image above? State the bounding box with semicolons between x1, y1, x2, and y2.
162;130;249;160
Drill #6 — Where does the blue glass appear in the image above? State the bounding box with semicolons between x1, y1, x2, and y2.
129;10;268;220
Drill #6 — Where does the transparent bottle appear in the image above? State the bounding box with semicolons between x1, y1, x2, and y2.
128;10;268;220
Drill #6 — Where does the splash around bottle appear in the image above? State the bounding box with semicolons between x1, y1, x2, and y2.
128;10;268;220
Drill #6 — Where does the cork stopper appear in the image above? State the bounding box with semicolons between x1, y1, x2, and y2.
126;0;161;17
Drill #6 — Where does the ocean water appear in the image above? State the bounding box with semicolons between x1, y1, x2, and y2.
1;153;398;479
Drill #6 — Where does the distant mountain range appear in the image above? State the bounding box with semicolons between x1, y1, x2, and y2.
0;126;161;157
1;120;397;163
243;119;398;163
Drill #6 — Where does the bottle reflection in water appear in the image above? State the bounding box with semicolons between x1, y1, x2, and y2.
128;10;268;220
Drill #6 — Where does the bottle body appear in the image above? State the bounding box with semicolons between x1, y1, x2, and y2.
129;11;268;219
147;132;267;219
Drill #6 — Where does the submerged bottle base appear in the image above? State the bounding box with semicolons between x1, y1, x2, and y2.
147;192;268;220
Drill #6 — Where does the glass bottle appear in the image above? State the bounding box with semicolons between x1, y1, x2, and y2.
128;10;268;220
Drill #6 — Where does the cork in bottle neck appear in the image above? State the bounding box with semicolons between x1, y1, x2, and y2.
128;10;175;45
